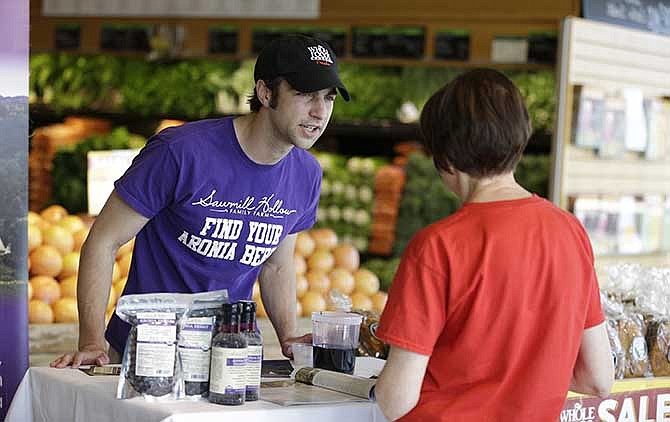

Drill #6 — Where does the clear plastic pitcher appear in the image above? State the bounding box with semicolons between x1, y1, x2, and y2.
311;311;363;374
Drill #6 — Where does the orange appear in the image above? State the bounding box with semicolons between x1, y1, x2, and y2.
353;268;380;296
28;224;42;252
296;274;309;299
294;254;306;275
52;297;79;323
295;232;316;257
31;275;61;305
59;251;80;279
60;276;77;298
72;228;89;251
328;268;355;295
332;244;360;272
350;292;373;311
27;280;33;300
309;228;338;251
30;245;63;277
305;270;330;294
42;225;74;255
117;253;132;278
57;215;85;233
111;261;121;282
40;204;68;224
371;291;388;314
116;238;134;260
29;300;54;324
256;298;267;318
300;291;327;315
307;249;335;272
252;281;261;301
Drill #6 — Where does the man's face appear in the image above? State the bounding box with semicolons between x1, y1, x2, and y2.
268;80;336;150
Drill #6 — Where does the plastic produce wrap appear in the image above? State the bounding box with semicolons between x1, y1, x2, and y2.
352;310;389;359
600;291;625;319
115;290;228;400
604;263;644;301
327;289;353;312
634;267;670;317
605;319;626;379
618;313;652;378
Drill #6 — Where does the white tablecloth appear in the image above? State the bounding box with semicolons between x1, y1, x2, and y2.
6;367;387;422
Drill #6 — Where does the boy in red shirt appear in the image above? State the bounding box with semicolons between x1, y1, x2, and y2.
374;69;614;421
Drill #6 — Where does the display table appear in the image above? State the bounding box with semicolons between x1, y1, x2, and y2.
6;367;387;422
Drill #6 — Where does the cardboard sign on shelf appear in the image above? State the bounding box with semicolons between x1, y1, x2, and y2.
562;378;670;422
87;149;140;216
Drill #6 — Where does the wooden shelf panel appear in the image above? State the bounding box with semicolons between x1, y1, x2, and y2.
566;18;670;96
562;147;670;196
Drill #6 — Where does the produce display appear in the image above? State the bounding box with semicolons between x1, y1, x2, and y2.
27;204;133;324
29;53;557;130
252;228;388;318
51;127;146;213
313;152;385;253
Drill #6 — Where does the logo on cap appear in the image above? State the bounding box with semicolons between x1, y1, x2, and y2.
307;45;333;66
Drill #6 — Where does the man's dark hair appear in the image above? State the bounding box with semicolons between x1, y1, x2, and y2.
420;69;532;177
247;77;284;112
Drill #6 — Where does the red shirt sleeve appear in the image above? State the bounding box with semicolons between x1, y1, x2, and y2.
375;231;448;356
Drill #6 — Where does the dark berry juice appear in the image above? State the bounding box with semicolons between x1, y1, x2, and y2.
313;345;356;375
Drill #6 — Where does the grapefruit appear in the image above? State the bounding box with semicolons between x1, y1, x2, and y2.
59;251;80;279
116;238;135;260
72;228;89;251
296;274;309;299
29;245;63;277
295;232;316;257
307;249;335;272
305;270;330;294
353;269;380;296
294;254;306;275
31;275;61;305
57;215;85;233
332;244;360;272
42;225;74;255
117;253;132;278
329;268;356;295
350;292;373;311
60;276;77;298
40;204;68;224
52;297;79;323
29;300;54;324
371;291;388;314
296;300;303;317
309;228;338;251
28;224;42;252
300;291;327;315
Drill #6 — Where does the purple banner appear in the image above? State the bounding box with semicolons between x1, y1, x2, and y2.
0;0;29;420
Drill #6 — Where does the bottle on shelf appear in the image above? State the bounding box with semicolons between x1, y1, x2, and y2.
208;302;248;406
239;300;263;401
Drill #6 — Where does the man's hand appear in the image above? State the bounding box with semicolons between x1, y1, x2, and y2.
280;333;312;359
50;344;110;369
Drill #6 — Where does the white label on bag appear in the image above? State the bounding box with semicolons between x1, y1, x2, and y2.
246;345;262;391
135;312;177;377
179;316;215;382
210;347;248;395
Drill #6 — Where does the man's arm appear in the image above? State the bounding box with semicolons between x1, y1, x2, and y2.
375;345;430;421
51;191;148;368
569;322;615;398
259;233;309;358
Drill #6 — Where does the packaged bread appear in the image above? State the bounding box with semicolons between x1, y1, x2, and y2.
606;319;626;379
647;319;670;376
353;310;389;359
618;313;652;378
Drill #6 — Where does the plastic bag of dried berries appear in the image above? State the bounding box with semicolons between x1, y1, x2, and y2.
178;295;228;398
115;290;228;400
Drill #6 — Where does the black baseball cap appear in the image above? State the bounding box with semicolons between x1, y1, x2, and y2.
254;35;350;101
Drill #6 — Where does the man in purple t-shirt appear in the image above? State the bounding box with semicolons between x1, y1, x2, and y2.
52;35;350;368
